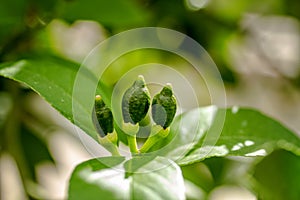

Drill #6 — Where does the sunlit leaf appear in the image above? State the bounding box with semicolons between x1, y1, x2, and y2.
68;156;185;200
0;56;110;141
149;106;300;165
178;107;300;165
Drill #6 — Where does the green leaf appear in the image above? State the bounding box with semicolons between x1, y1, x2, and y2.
148;106;300;165
58;0;150;27
68;156;185;200
68;156;126;200
253;149;300;200
174;107;300;165
0;56;110;141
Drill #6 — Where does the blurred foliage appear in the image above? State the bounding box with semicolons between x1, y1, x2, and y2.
254;150;300;200
0;0;299;199
58;0;150;27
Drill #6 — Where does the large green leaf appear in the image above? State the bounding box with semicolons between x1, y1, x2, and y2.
169;107;300;165
145;106;300;164
68;156;185;200
0;56;110;141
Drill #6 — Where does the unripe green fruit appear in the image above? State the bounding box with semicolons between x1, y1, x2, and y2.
152;84;177;129
95;95;114;137
122;75;151;124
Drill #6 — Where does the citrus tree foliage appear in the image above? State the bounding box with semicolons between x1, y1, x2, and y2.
1;0;300;199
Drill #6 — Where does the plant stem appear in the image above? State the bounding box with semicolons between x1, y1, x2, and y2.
127;135;139;154
140;126;169;153
121;122;139;154
140;135;160;153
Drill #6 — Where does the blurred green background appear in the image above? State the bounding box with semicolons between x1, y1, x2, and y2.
0;0;299;199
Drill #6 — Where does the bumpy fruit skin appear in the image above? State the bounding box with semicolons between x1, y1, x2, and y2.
122;75;150;124
152;84;177;129
95;95;114;137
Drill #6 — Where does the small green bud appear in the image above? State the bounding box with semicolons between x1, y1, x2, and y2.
122;75;151;124
151;83;177;129
94;95;114;137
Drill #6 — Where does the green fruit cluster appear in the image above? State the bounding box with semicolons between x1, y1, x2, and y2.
121;75;177;130
94;75;177;154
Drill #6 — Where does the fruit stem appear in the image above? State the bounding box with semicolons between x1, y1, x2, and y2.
127;135;139;154
140;126;170;153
